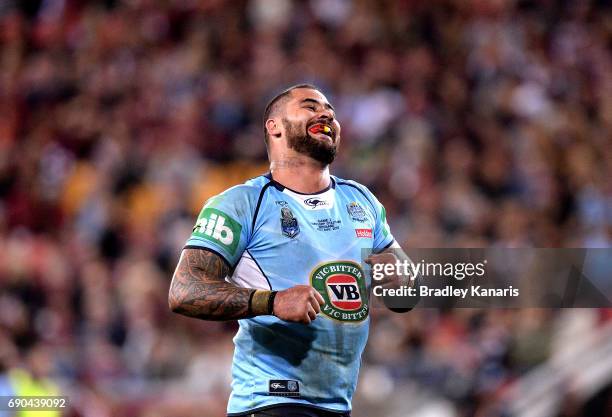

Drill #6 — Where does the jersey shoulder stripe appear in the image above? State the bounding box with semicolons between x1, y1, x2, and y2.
248;176;274;232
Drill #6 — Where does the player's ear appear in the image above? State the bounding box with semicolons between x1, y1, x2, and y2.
265;119;282;139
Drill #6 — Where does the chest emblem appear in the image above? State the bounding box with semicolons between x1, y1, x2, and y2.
310;261;369;323
280;207;300;238
347;202;368;223
304;197;328;209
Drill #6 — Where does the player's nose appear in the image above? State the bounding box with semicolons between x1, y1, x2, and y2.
318;107;334;121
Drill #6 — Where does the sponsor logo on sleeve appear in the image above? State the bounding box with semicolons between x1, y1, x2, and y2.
192;208;242;255
310;261;369;323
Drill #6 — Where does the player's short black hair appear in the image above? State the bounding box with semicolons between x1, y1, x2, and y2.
263;83;321;144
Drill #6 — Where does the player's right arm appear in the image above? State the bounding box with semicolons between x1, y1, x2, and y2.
169;185;324;323
168;248;250;320
168;248;324;323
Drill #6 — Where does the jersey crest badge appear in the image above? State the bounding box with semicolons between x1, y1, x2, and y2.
347;202;367;223
287;380;298;392
280;207;300;238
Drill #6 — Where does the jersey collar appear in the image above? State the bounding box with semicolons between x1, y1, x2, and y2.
265;173;336;195
265;173;337;210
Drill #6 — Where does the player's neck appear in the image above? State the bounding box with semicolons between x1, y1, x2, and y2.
269;154;331;194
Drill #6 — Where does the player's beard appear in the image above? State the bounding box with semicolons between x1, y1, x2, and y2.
282;118;338;166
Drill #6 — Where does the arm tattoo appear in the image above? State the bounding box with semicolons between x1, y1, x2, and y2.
168;248;253;320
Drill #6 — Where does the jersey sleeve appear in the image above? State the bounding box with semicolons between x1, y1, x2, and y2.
184;185;256;267
370;193;395;251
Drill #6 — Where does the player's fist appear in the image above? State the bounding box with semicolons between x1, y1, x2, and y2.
273;285;325;324
366;251;419;313
365;252;400;285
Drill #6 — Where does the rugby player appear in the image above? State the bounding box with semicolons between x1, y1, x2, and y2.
168;84;413;417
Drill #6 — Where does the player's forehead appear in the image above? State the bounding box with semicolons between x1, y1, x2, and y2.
288;88;332;108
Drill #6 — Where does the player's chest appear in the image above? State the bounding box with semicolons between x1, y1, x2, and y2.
254;193;376;250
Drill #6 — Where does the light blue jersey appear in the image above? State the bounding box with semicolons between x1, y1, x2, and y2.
185;174;394;415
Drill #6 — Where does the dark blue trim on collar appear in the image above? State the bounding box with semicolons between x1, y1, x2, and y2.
267;174;335;195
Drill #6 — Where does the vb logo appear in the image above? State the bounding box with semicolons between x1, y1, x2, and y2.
326;275;362;310
310;261;369;323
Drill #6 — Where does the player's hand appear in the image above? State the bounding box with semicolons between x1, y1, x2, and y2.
273;285;325;324
366;251;418;313
365;252;400;286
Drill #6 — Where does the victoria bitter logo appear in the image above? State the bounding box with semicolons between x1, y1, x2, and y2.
310;261;369;323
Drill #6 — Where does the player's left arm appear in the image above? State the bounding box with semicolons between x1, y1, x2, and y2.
366;241;421;312
364;188;420;311
365;241;420;288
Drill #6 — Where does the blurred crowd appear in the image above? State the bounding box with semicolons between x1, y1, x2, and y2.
0;0;610;416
